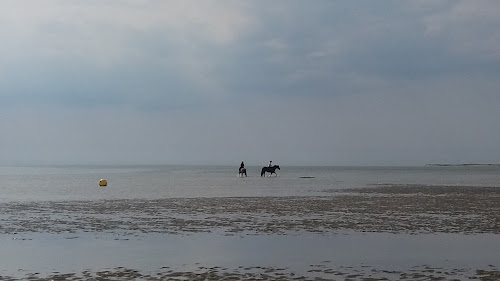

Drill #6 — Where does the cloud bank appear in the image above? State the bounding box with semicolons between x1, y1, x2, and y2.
1;0;499;165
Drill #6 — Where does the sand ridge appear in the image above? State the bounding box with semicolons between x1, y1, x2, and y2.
1;185;499;236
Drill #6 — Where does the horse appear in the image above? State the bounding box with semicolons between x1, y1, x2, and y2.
261;165;280;177
238;167;247;177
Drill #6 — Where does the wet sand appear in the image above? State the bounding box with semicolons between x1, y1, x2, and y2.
4;265;500;281
1;185;500;235
1;184;500;280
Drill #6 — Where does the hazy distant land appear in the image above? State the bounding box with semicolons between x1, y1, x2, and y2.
426;163;500;167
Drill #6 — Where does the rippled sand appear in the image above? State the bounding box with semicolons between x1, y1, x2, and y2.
1;185;500;235
1;185;500;280
4;265;500;281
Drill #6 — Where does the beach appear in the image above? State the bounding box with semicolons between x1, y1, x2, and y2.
2;185;500;236
1;166;500;281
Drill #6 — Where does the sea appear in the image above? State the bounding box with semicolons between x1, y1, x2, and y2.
2;165;500;202
1;165;499;280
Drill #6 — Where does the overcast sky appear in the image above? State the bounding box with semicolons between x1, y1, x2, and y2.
1;0;499;166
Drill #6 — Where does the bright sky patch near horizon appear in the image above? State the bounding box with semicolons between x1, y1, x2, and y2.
1;0;499;166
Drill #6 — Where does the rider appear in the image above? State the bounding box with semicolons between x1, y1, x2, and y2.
269;160;272;167
240;161;245;170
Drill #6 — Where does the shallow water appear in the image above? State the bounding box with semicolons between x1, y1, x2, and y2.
1;165;499;202
2;232;500;278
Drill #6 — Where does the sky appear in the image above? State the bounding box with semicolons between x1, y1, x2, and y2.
1;0;500;166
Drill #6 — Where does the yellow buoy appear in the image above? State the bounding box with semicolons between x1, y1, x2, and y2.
99;179;107;186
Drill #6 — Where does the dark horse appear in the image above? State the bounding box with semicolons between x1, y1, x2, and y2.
238;167;247;177
261;165;280;177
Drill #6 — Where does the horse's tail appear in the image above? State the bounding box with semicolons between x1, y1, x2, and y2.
261;167;265;177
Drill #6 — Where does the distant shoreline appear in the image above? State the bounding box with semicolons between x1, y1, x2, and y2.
426;163;500;167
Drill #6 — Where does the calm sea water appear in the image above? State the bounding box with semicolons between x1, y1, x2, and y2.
0;165;499;202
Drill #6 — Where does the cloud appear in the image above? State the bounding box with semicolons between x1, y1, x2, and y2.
423;0;500;60
0;1;499;165
0;0;257;106
2;74;499;166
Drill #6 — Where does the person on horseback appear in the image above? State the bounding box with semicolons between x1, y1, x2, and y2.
239;161;247;177
261;162;280;177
